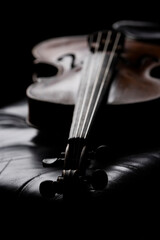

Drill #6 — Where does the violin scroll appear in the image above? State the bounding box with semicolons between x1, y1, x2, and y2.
39;145;109;199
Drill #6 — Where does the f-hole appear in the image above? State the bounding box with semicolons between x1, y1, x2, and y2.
58;53;77;69
150;64;160;79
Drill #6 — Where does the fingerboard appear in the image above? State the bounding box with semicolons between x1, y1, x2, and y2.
69;30;124;140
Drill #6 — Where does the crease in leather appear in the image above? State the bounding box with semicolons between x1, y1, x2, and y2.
0;159;12;174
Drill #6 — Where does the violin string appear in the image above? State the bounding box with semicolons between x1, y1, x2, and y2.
83;32;121;139
67;30;121;169
83;32;122;139
69;32;107;168
68;53;91;139
78;31;112;139
69;34;94;139
69;32;103;168
69;32;102;139
74;31;103;138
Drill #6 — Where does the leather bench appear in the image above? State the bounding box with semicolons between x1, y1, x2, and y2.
0;99;160;240
0;99;160;208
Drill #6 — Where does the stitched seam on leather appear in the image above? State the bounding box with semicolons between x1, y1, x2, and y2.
17;170;59;199
16;170;54;198
16;174;42;198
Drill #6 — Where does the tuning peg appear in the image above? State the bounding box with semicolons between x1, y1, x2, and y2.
89;169;108;190
42;158;58;167
39;179;63;199
39;167;108;199
95;145;114;165
42;152;65;167
39;180;56;199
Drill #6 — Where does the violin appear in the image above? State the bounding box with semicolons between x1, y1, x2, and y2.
26;20;160;199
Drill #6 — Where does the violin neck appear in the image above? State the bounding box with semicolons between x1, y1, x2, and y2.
64;30;124;171
69;30;124;141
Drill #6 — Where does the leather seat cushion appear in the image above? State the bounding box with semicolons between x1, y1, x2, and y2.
0;99;160;212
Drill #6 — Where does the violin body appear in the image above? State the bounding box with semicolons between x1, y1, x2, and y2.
27;21;160;154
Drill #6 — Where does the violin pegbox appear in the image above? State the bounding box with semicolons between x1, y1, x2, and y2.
39;144;109;200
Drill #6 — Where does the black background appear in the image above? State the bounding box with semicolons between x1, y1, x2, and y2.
1;2;160;106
